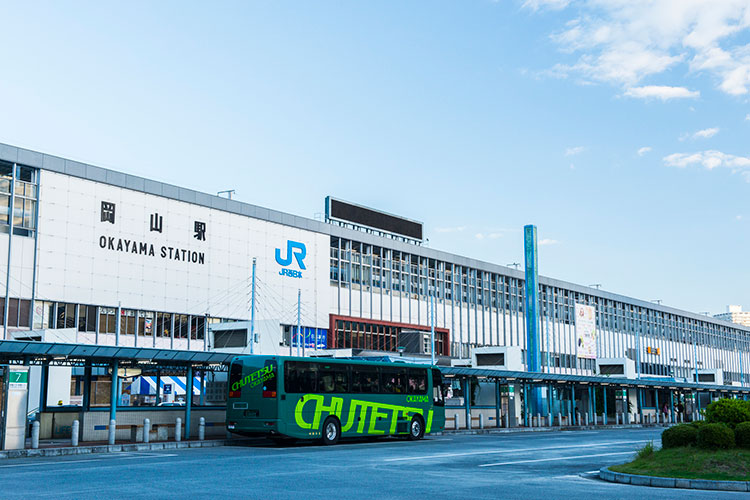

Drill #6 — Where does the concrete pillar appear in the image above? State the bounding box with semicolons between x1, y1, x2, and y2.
199;417;205;441
454;414;459;430
143;419;150;444
71;420;79;447
31;421;39;449
176;417;182;442
479;414;484;430
108;419;116;445
110;360;119;422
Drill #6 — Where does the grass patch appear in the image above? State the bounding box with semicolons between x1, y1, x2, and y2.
611;447;750;481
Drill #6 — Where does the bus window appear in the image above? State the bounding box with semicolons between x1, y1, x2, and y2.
319;363;349;393
407;368;427;395
351;365;379;393
381;367;406;394
229;360;243;398
432;369;444;406
285;361;318;393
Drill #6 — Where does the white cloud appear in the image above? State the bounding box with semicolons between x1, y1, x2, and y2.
623;86;699;100
539;238;559;246
565;146;585;156
692;127;720;139
522;0;570;11
536;2;750;96
474;231;504;240
664;150;750;180
637;146;652;156
746;113;750;121
435;226;466;233
737;215;743;221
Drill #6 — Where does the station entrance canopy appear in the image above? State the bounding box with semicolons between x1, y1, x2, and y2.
441;366;750;395
0;340;235;369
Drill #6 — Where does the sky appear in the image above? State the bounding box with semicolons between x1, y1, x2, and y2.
1;1;749;315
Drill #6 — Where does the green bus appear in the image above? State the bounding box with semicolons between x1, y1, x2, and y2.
226;356;445;445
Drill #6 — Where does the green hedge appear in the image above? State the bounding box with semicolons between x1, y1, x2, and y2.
735;422;750;448
662;424;698;448
705;399;750;429
697;423;735;450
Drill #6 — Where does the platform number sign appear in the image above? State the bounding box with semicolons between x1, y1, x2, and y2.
9;370;28;390
164;384;172;395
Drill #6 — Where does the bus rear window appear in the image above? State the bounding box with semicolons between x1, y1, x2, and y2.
229;361;243;398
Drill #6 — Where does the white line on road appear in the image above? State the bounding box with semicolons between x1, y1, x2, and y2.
479;451;633;468
0;453;178;469
383;440;649;462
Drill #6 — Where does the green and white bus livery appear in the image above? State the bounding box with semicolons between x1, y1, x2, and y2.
226;356;445;445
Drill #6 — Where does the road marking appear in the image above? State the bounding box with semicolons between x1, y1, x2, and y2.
383;440;649;462
0;453;178;469
479;451;633;467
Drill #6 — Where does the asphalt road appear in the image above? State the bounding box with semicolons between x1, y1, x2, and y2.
1;428;744;499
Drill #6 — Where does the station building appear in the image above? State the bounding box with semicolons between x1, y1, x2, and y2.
0;142;749;380
0;141;749;444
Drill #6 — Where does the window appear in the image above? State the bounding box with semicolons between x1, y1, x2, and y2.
77;305;97;332
381;367;406;394
284;361;318;393
99;307;117;333
432;369;444;407
318;363;348;393
407;368;427;395
156;312;171;337
351;365;380;393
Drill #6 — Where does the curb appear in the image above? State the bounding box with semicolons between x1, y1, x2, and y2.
0;439;230;460
599;466;750;492
437;423;661;435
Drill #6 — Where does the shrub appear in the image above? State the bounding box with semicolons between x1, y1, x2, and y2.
697;423;735;449
735;422;750;448
705;398;750;429
662;424;698;448
636;441;655;459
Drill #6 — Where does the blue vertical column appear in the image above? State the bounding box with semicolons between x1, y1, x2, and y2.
524;225;542;414
185;365;193;439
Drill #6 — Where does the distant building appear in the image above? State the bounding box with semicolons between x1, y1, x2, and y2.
715;305;750;328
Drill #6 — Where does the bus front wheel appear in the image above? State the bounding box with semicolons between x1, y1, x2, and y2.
407;415;425;441
322;416;340;446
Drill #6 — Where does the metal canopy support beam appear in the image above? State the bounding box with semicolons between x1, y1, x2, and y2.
82;361;92;411
495;379;501;428
603;386;608;425
185;364;193;439
670;391;675;423
110;360;118;422
39;361;49;410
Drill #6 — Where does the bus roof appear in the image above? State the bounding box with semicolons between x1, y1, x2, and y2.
230;355;436;370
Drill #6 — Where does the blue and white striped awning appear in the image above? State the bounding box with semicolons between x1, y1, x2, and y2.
127;376;201;395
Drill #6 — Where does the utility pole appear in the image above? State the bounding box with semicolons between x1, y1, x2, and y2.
430;293;435;365
250;258;256;355
297;289;301;357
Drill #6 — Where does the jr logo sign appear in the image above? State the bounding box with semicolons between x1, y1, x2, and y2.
275;240;307;278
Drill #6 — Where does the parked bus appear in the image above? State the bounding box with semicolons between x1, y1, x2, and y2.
226;356;445;445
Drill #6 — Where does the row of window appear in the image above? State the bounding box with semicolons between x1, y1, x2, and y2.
31;300;237;340
331;237;750;351
284;361;429;396
0;161;38;237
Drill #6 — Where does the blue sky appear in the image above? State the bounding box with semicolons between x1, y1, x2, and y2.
1;1;749;314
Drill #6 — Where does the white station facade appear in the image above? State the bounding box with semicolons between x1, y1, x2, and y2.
1;142;750;388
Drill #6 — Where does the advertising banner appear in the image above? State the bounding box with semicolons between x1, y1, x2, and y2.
575;303;597;359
